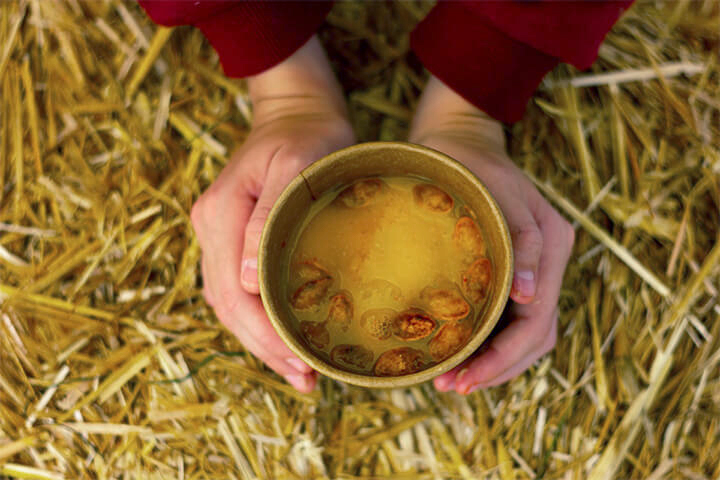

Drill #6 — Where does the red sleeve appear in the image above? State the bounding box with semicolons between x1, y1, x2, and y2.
138;1;333;77
410;1;634;122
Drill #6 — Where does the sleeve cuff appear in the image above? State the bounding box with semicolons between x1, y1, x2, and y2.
194;2;333;78
410;3;559;123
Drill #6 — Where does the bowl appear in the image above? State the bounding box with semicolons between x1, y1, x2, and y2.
258;141;513;388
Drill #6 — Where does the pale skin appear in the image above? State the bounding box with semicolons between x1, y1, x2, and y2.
191;35;574;394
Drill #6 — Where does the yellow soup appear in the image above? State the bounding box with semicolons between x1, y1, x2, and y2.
285;176;493;376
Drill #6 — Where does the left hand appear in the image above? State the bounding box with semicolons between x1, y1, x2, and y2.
409;76;575;394
190;37;355;392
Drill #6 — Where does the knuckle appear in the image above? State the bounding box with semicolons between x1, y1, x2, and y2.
551;213;574;250
512;224;543;256
245;208;271;240
276;147;312;173
191;189;218;230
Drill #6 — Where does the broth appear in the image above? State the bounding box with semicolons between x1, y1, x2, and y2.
285;176;493;376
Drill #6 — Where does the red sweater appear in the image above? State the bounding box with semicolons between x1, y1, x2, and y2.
139;1;632;122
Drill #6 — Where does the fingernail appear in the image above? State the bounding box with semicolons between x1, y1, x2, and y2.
286;357;312;374
459;382;483;395
285;373;309;391
513;270;536;298
241;258;258;287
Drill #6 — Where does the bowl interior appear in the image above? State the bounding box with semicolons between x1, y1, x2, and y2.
258;142;513;388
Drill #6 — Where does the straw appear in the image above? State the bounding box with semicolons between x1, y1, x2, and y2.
1;1;718;478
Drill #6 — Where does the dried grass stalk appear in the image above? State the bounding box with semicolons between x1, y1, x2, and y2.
1;1;718;479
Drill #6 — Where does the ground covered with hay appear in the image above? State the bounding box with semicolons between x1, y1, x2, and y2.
1;1;719;479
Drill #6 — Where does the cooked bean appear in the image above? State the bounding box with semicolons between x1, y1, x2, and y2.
453;216;486;261
413;184;453;213
335;178;384;208
393;309;436;341
291;277;332;310
421;287;470;322
429;321;473;361
360;308;395;340
300;321;330;349
331;344;373;370
294;259;330;282
373;347;425;376
461;257;492;303
327;292;353;331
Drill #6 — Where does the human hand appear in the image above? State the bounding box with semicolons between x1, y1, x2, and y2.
191;36;355;393
409;76;575;394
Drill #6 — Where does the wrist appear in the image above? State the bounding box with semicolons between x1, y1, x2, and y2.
411;76;506;155
248;35;347;121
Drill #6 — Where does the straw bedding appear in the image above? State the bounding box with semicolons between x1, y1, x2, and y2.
0;1;718;478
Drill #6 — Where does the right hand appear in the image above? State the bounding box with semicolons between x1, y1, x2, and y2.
409;76;575;394
191;36;355;392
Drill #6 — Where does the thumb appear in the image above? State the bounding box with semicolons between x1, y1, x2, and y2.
507;210;543;305
241;181;287;295
241;144;339;294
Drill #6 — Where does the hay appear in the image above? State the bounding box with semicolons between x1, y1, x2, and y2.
0;0;718;478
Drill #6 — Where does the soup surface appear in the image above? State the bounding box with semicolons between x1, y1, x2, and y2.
285;176;492;376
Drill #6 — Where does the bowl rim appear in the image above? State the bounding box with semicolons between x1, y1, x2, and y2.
258;141;513;388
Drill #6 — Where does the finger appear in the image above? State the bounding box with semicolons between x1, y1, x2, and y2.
240;172;293;294
457;311;557;394
240;150;317;294
285;370;318;393
483;176;543;305
236;330;317;393
194;166;315;384
205;251;319;390
212;286;316;389
477;322;556;388
513;207;574;320
453;206;571;392
433;341;492;392
434;371;458;392
192;176;254;319
506;211;543;305
435;203;568;394
454;309;556;393
214;285;314;375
